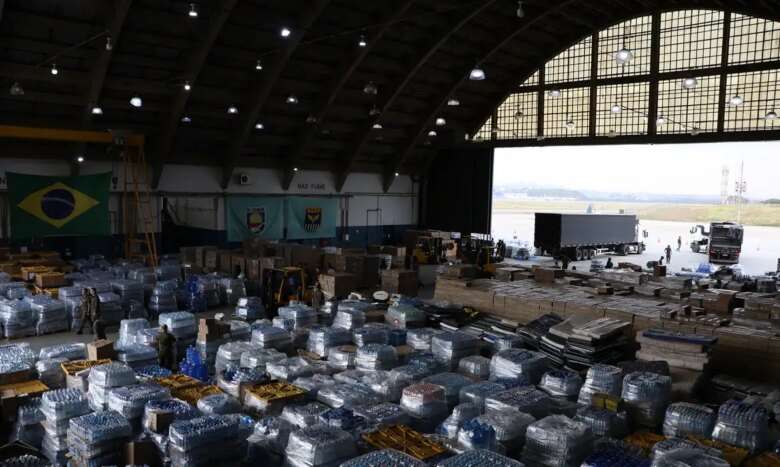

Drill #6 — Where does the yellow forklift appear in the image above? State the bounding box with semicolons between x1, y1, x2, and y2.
412;236;447;265
262;266;312;315
459;234;505;276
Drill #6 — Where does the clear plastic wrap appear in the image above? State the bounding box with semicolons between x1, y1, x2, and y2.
281;401;330;428
539;369;583;398
293;374;337;399
317;382;383;409
68;409;132;444
354;402;410;427
484;386;551;419
1;300;36;338
475;411;535;449
253;416;294;454
422;372;475;407
106;383;170;419
284;425;357;467
711;399;769;452
522;415;594;467
437;449;526;467
196;393;242;414
35;357;68;388
457;417;498;451
440;402;481;438
332;307;367;331
360;369;408;401
240;347;286;371
96;291;124;324
400;382;449;419
218;366;267;397
578;364;623;405
663;402;716;439
407;328;440;351
149;283;178;315
116;318;149;349
215;341;257;373
87;362;137;410
574;405;629;438
1;454;52;466
41;388;90;420
110;279;145;308
490;349;548;386
319;407;366;431
267;357;314;381
235;296;265;321
621;372;671;428
651;448;730;467
307;326;352;357
651;438;722;459
159;311;197;338
278;303;318;329
459;382;506;411
342;448;427;467
117;344;158;368
136;326;161;346
356;343;398;371
142;398;199;433
458;355;491;380
353;325;390;347
26;296;69;335
219;277;247;306
327;345;358;370
431;331;479;369
385;302;426;329
169;415;239;451
251;325;293;351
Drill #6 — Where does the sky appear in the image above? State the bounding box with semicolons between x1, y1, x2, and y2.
494;140;780;199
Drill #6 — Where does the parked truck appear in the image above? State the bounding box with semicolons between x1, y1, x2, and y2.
534;213;645;260
690;222;744;265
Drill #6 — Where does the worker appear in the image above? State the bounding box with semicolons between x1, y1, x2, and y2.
89;288;105;339
665;245;672;263
560;253;570;271
677;236;682;251
311;282;324;311
75;288;93;334
605;257;614;269
158;324;177;371
659;256;664;266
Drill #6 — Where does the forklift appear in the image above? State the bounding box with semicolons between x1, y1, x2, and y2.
412;236;448;265
458;234;505;276
261;266;312;315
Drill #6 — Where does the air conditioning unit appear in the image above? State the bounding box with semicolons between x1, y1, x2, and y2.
238;173;251;185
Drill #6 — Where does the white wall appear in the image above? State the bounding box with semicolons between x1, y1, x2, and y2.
0;159;418;237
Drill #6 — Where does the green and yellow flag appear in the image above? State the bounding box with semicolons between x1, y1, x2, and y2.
8;172;111;239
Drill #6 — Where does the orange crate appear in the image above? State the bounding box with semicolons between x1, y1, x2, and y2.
172;385;222;405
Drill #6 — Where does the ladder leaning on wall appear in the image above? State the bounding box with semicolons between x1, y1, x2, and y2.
122;144;158;267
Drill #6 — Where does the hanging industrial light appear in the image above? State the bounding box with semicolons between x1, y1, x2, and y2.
682;77;698;89
129;94;143;108
255;59;263;71
428;130;438;137
50;63;59;76
9;82;24;96
514;110;524;119
181;115;192;123
286;94;299;104
564;118;576;129
615;24;634;65
105;36;113;51
293;167;299;172
183;81;192;91
372;122;383;130
281;27;292;38
91;106;103;115
691;127;701;136
358;35;367;47
435;117;446;126
516;1;525;18
729;93;744;106
255;122;264;130
763;110;778;120
394;172;400;177
363;81;378;95
227;105;238;114
469;66;486;81
656;115;667;125
611;104;622;114
188;3;198;18
607;129;618;138
447;98;460;107
548;89;561;97
76;156;85;163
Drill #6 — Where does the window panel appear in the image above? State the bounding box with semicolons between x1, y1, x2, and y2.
519;70;539;88
474;118;493;141
544;37;592;85
598;16;653;78
495;92;538;140
543;87;590;138
596;82;650;136
660;10;724;72
657;75;720;134
729;13;780;65
724;70;780;132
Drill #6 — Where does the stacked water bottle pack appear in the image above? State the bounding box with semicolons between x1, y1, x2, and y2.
106;383;171;423
38;342;87;361
574;405;629;438
522;415;594;467
327;345;358;370
40;389;91;464
422;372;475;407
96;291;124;324
168;415;244;466
281;401;330;428
578;364;623;405
437;449;526;467
36;358;68;388
1;299;36;338
111;279;145;310
26;295;69;335
431;331;479;370
116;318;150;349
474;411;536;455
400;383;449;431
439;402;481;438
142;398;199;435
57;286;84;330
252;323;293;352
219;277;247;305
12;400;45;447
268;357;314;381
385;301;426;329
149;282;178;316
159;311;197;339
240;347;286;371
484;386;551;419
180;346;209;381
197;393;242;415
459;382;506;411
539;369;584;399
217;366;267;397
155;263;181;281
317;382;382;410
293;374;337;399
66;410;133;466
87;362;137;411
458;355;491;379
0;342;36;379
135;364;173;381
711;399;770;452
1;281;30;299
332;306;367;330
650;438;722;459
407;328;440;351
490;349;549;386
308;326;352;357
197;275;222;308
342;448;427;467
651;448;730;467
662;402;716;439
621;372;672;429
215;341;258;373
353;325;390;347
284;425;357;467
235;296;265;320
356;343;398;371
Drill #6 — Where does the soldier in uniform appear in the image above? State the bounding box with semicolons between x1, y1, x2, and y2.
158;324;177;371
76;288;94;334
311;282;324;311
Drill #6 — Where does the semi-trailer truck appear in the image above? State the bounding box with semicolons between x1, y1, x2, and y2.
534;213;645;260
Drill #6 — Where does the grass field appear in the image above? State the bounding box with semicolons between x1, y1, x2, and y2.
492;199;780;226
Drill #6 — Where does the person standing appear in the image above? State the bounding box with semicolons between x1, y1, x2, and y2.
311;282;324;311
605;257;614;269
560;253;570;271
665;245;672;264
89;288;106;339
158;324;177;371
75;288;93;334
677;236;682;251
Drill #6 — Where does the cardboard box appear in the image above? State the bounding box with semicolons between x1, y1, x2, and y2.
0;368;32;386
35;272;66;288
0;379;49;422
319;273;356;298
654;265;667;277
145;410;175;434
194;246;217;268
534;267;564;284
219;250;235;274
231;254;246;275
198;318;230;340
381;269;418;296
125;440;160;467
20;266;51;281
87;339;117;361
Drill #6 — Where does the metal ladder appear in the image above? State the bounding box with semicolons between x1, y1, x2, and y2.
122;145;158;267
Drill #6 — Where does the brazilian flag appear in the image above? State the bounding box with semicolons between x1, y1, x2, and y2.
8;172;111;239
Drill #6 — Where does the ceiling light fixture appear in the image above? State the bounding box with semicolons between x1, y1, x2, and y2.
428;130;437;137
372;122;383;130
682;77;698;89
255;122;264;130
447;98;460;107
615;48;634;65
435;117;446;126
358;35;367;47
607;129;618;138
91;106;103;115
469;66;486;81
10;82;24;96
227;105;238;114
691;127;701;136
181;115;192;123
281;27;292;38
286;94;298;104
293;167;299;172
764;110;778;120
548;89;561;97
369;105;381;117
514;111;524;119
188;3;198;18
129;94;143;108
183;81;192;91
516;1;525;18
51;63;59;76
611;104;622;114
76;156;85;163
565;118;576;129
394;172;400;177
363;81;378;95
729;94;744;106
255;59;263;71
656;115;667;125
105;36;113;51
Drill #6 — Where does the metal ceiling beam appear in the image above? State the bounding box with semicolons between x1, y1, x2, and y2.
282;0;418;181
221;0;331;190
151;0;239;189
384;0;598;192
333;0;499;193
0;0;5;24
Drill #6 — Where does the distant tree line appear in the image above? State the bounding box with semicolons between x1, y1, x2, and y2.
763;199;780;204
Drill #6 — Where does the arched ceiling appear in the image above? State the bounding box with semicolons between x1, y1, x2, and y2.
0;0;778;190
